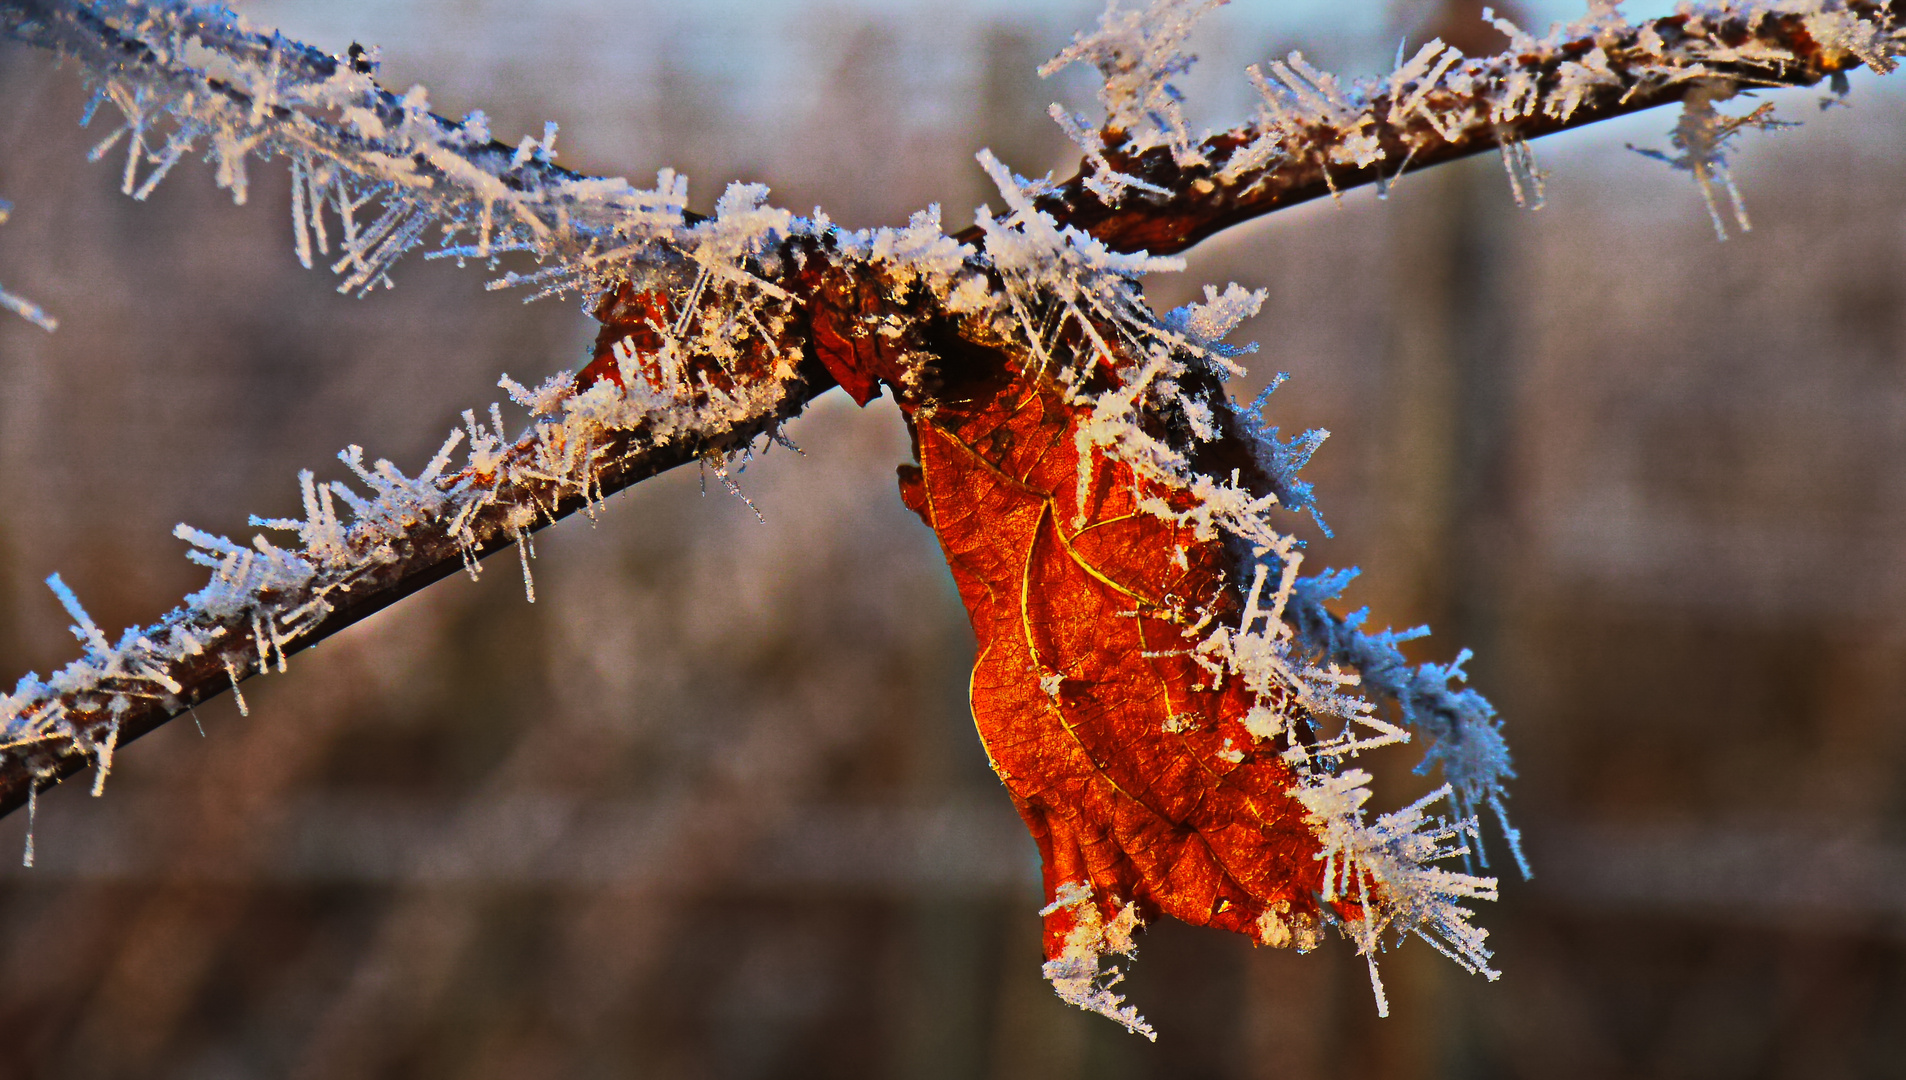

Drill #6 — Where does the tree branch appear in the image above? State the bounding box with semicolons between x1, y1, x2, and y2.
971;0;1903;254
0;0;1898;837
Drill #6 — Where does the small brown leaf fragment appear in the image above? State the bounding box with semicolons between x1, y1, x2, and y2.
580;284;672;391
807;273;915;406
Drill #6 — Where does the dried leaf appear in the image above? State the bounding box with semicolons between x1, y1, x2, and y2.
898;355;1345;1036
581;262;1481;1038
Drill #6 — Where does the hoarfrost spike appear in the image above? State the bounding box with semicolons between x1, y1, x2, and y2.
21;784;34;868
516;532;536;604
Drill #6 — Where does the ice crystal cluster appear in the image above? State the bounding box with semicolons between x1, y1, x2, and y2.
1041;0;1225;201
1;0;1899;1030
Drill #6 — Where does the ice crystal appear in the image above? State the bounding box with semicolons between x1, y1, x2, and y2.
1292;776;1500;1016
0;197;57;331
1040;0;1220;202
1630;81;1795;239
1039;881;1155;1040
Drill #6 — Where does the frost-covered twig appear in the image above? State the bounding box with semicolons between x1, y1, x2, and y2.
1;0;700;297
1007;0;1906;254
1;0;1901;1031
0;347;828;816
0;0;980;817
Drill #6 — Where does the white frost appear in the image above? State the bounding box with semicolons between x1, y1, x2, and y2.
7;0;1895;1029
1039;881;1157;1040
1039;0;1221;201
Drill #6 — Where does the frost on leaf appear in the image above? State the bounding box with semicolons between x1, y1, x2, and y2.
893;342;1503;1023
880;165;1504;1027
899;362;1332;1032
1040;882;1155;1039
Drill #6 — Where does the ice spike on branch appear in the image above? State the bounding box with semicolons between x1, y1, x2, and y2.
1629;81;1796;238
1041;0;1223;202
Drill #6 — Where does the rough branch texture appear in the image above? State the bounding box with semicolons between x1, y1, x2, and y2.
975;0;1903;252
2;0;1902;1032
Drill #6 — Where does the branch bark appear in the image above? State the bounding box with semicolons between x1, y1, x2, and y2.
969;0;1901;254
0;0;1897;820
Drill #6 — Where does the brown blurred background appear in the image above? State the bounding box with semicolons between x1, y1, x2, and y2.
4;0;1906;1075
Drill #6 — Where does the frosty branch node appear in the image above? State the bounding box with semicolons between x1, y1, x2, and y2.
1;0;1899;1036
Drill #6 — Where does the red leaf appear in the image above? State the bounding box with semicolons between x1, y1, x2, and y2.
898;357;1340;1036
583;269;1492;1036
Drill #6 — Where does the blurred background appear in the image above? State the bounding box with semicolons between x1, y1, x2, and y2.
4;0;1906;1075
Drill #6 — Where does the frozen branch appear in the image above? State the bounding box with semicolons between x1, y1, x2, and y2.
0;0;1902;1026
1;0;695;296
1004;0;1906;254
